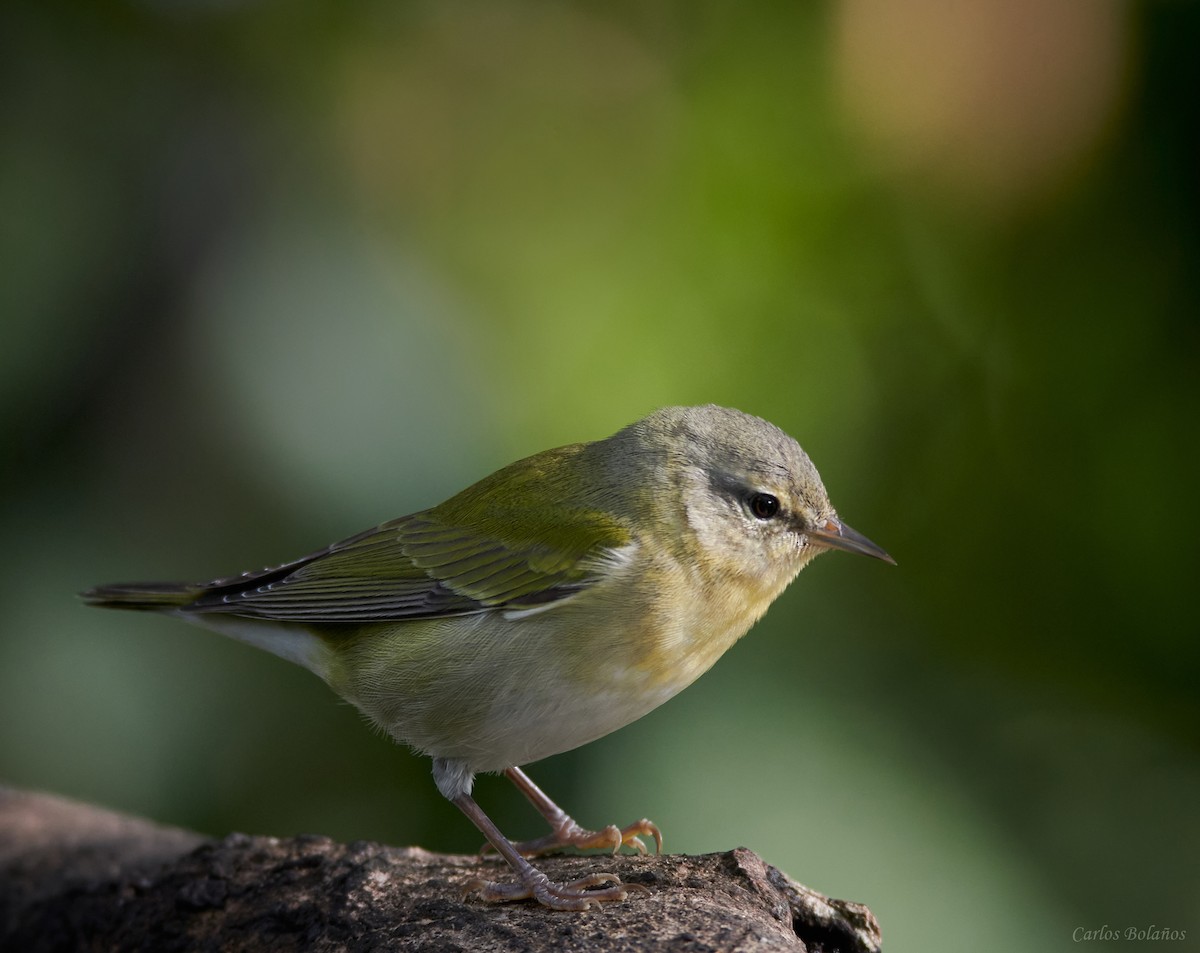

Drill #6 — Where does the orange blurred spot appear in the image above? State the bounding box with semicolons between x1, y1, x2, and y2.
833;0;1132;214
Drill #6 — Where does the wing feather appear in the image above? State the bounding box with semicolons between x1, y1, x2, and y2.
182;447;631;623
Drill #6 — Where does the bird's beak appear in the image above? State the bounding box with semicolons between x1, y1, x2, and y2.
807;518;896;564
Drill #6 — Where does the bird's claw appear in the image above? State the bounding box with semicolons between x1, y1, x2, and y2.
480;817;662;858
462;869;645;911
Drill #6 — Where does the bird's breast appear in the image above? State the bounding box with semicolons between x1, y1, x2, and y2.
581;552;794;703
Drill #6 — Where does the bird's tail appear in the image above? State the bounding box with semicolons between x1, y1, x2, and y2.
80;582;203;611
81;579;333;679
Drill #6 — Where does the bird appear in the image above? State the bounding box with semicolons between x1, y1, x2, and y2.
83;404;893;910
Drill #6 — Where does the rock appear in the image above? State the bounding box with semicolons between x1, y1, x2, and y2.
0;788;881;952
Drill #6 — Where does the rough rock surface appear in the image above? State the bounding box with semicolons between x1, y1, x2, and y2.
0;788;881;952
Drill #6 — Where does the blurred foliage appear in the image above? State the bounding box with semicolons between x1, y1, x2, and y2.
1;1;1197;950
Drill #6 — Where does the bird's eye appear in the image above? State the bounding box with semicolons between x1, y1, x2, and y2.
748;493;780;520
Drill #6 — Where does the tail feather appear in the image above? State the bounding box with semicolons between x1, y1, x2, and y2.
80;582;203;611
82;580;332;679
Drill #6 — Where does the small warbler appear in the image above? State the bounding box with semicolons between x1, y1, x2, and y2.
84;404;892;910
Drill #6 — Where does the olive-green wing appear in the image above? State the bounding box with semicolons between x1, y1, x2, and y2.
183;448;630;623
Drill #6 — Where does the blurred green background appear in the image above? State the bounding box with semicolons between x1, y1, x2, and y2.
2;1;1197;949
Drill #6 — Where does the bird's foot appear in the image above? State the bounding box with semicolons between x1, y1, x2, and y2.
512;816;662;857
463;868;646;911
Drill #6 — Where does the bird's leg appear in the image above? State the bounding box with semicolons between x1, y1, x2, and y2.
452;792;638;910
499;766;662;857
